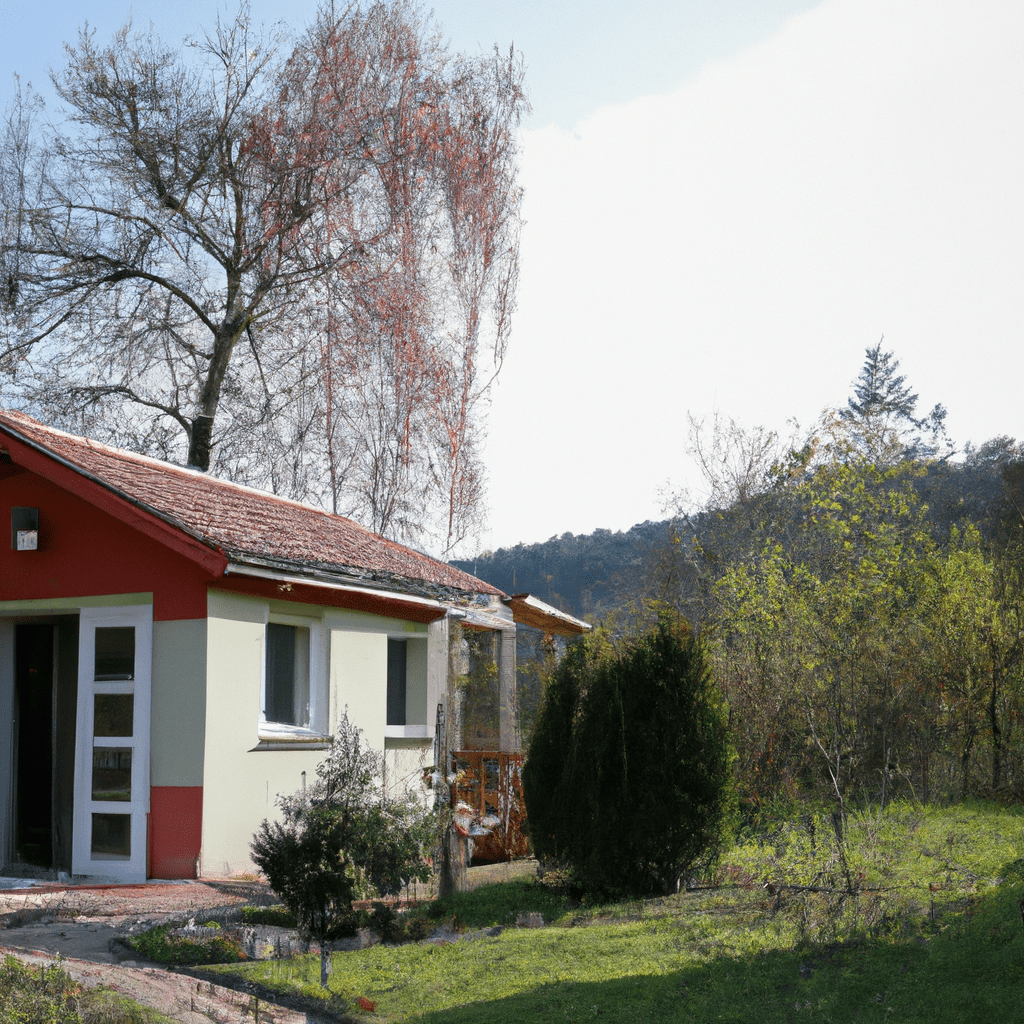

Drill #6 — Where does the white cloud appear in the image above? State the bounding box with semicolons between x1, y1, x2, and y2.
481;0;1024;548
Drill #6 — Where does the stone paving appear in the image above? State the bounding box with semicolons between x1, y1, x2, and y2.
0;877;305;1022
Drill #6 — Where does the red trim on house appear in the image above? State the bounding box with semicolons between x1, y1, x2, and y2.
211;576;446;623
149;787;203;879
0;472;214;620
0;430;228;577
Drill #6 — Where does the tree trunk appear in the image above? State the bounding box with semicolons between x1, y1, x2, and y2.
437;825;467;898
990;666;1003;793
187;320;244;469
319;941;332;988
187;414;215;470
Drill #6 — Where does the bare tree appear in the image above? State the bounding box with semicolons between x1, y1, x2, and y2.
681;411;798;512
0;0;526;555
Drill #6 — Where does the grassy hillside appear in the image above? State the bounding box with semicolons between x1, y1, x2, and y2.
206;801;1024;1023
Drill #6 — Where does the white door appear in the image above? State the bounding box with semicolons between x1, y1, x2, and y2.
72;605;152;880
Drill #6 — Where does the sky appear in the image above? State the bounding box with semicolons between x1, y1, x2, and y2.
2;1;1021;553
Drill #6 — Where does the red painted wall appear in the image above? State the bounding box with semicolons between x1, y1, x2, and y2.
0;469;214;620
149;787;203;879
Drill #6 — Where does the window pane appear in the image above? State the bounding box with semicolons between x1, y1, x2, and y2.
95;627;135;680
94;694;134;737
92;748;132;801
91;813;131;858
265;623;310;727
387;639;407;725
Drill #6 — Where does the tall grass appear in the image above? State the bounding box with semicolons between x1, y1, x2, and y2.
0;956;174;1024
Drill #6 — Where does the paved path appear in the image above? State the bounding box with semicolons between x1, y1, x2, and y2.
0;879;315;1022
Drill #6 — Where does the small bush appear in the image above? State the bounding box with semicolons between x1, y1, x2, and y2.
0;956;79;1023
240;905;298;928
250;711;434;985
0;956;172;1023
126;924;246;965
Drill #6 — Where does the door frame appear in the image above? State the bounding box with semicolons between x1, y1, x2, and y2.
72;604;152;880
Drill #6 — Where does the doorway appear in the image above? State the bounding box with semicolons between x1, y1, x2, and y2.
15;624;52;866
8;618;78;874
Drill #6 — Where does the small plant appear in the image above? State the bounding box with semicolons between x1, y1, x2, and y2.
251;711;435;986
0;956;79;1023
0;955;173;1023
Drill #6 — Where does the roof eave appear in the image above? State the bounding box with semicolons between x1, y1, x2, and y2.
0;422;228;576
505;593;592;635
221;560;497;624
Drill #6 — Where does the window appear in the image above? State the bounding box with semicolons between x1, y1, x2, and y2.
264;623;311;728
384;636;429;739
94;626;135;680
387;639;407;726
260;614;326;742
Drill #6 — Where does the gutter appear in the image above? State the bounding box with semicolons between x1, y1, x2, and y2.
223;562;450;611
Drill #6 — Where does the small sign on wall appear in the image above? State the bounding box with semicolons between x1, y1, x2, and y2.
11;507;39;551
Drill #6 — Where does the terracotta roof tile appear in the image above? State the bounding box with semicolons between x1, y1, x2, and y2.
0;411;501;599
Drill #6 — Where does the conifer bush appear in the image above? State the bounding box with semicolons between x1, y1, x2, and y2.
524;614;732;896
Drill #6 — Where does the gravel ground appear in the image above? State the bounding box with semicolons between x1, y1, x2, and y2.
0;878;304;1022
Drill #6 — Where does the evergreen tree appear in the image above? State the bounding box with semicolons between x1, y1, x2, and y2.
524;616;732;896
841;340;950;461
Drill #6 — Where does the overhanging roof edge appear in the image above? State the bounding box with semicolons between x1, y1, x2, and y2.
224;562;450;611
505;593;592;635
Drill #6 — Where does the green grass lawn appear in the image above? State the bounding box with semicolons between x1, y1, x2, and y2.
204;801;1024;1023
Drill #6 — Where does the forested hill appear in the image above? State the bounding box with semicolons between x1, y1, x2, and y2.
453;450;1017;625
451;520;673;620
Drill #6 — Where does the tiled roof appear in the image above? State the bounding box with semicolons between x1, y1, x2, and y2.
0;411;501;598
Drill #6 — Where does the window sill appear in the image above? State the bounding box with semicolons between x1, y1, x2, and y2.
384;725;432;740
254;722;331;750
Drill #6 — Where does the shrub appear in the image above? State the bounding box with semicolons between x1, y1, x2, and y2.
240;905;298;928
523;614;732;896
0;956;174;1023
126;924;246;965
0;956;79;1023
250;711;435;985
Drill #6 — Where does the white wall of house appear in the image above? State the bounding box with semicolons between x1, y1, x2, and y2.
330;629;387;749
201;588;438;875
151;618;207;787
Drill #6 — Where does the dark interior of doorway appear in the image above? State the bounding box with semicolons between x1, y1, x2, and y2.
12;620;77;874
15;624;53;866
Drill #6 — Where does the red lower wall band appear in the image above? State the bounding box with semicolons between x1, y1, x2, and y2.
148;786;203;879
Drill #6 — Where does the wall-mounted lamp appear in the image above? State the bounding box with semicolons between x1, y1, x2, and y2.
11;506;38;551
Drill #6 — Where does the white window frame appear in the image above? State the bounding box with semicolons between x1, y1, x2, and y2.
383;634;431;740
258;610;327;742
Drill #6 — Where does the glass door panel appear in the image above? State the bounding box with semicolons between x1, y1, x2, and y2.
73;605;151;880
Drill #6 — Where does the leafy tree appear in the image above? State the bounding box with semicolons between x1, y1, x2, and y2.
251;712;434;986
713;441;942;814
0;0;527;554
710;411;1024;812
524;615;732;897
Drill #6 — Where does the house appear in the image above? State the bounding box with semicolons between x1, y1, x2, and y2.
0;411;587;883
